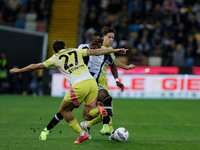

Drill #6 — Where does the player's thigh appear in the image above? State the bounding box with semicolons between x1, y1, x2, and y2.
59;99;75;112
84;78;98;106
64;82;89;107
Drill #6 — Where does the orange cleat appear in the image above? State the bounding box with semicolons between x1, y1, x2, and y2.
97;103;107;117
74;132;89;143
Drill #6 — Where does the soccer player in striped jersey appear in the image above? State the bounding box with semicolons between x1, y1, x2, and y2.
9;40;127;143
80;27;135;140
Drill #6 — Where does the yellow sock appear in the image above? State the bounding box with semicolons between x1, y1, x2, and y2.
87;114;103;127
68;118;82;134
109;117;114;131
89;108;98;118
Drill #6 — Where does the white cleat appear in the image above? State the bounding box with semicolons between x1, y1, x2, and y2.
80;122;91;139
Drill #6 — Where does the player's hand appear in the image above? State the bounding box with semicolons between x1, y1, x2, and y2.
116;81;125;93
116;48;128;54
9;68;21;74
126;64;136;70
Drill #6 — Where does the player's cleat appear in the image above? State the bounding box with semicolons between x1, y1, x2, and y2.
80;121;91;139
74;132;89;143
100;126;111;136
97;103;107;117
39;129;50;140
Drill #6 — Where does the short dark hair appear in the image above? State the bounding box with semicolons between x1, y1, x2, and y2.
101;27;116;36
52;40;65;53
91;32;103;40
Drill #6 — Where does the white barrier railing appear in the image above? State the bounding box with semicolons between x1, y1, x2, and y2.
51;73;200;99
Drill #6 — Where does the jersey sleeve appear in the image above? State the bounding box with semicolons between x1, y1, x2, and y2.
43;56;56;67
78;44;83;49
77;49;88;57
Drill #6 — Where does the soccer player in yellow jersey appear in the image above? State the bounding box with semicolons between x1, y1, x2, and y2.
9;40;127;143
80;27;135;140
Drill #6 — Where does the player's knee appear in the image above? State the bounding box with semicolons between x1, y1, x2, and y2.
82;113;91;120
103;95;112;106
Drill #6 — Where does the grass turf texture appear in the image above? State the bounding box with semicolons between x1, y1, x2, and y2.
0;95;200;150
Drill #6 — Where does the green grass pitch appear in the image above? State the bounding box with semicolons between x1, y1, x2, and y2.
0;95;200;150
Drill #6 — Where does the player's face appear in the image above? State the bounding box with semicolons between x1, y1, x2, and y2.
103;33;115;47
90;36;103;49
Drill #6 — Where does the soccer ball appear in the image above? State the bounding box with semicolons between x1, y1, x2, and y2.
113;127;129;142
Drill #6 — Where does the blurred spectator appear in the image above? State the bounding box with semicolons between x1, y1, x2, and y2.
98;11;110;28
162;39;176;66
144;0;153;21
175;31;186;45
36;0;49;21
162;0;177;15
117;4;131;23
2;0;23;26
184;34;197;67
163;15;174;30
173;8;187;24
186;4;195;21
152;20;164;37
151;3;163;22
151;33;163;48
186;14;200;34
194;0;200;12
82;27;96;44
172;44;185;66
27;0;37;13
128;0;143;13
29;70;43;96
152;46;162;57
162;30;171;47
144;0;153;13
84;11;99;30
137;38;151;57
117;21;129;41
130;4;142;23
174;23;186;37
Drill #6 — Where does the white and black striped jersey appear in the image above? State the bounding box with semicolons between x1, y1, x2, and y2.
78;44;114;85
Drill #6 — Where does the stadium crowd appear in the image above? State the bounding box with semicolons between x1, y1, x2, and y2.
83;0;200;67
0;0;52;31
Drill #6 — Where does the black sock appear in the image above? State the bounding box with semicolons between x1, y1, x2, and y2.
103;109;112;124
103;96;112;125
46;112;63;130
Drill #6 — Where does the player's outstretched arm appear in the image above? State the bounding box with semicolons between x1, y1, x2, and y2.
114;59;136;70
87;48;128;56
9;63;45;74
110;63;125;93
